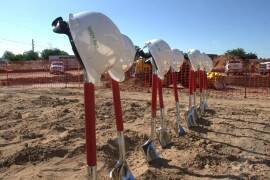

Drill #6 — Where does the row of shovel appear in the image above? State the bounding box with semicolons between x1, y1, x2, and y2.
51;11;213;180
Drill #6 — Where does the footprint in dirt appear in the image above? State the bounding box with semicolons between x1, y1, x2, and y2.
1;130;17;141
31;96;79;107
0;145;69;168
190;153;223;169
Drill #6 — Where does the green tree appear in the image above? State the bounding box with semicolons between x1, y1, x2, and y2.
23;50;39;60
41;48;69;60
225;48;246;59
245;52;258;59
13;54;25;61
2;51;15;60
2;50;40;61
225;48;258;59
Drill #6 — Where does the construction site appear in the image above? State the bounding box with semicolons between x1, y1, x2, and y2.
1;1;270;180
1;52;270;179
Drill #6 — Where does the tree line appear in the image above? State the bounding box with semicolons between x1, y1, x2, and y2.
1;48;69;61
2;47;259;61
224;48;258;59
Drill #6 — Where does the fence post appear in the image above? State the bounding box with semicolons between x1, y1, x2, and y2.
268;70;270;96
6;63;9;86
244;72;247;98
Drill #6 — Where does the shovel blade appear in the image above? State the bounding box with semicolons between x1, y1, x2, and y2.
196;106;202;119
200;101;205;114
185;110;194;129
109;161;134;180
141;139;160;163
191;107;198;126
204;102;208;110
156;128;170;148
174;121;185;136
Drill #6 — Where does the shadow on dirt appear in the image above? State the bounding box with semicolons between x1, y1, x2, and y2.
142;157;246;180
194;135;270;157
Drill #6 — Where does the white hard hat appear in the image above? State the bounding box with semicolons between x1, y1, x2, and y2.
201;53;213;72
108;34;136;82
69;12;125;84
171;49;185;72
187;49;201;71
145;39;173;80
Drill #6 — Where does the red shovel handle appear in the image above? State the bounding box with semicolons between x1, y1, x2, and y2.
202;71;204;90
172;71;179;102
152;74;158;118
111;79;124;132
84;82;97;166
158;78;164;109
199;70;203;93
203;72;207;89
205;72;208;90
193;71;197;92
189;69;193;95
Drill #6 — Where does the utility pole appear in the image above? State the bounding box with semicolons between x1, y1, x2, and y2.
32;39;35;52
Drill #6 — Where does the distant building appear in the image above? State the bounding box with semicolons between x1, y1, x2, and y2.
49;55;81;70
49;55;76;61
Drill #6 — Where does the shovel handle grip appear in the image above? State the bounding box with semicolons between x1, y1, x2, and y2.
158;78;164;109
172;72;179;102
151;74;158;118
111;79;124;132
84;83;97;166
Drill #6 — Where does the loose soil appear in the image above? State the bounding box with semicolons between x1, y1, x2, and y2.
0;85;269;179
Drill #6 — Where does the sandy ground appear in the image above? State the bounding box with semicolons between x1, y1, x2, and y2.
0;85;269;180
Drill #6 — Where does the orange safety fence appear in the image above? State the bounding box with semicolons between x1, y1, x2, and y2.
1;60;270;99
134;61;270;99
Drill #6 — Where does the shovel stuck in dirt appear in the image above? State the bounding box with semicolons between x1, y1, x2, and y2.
186;49;205;128
200;53;213;113
171;71;185;136
203;72;209;110
141;73;160;163
193;70;201;120
185;70;198;129
109;79;134;180
156;78;171;148
138;39;173;162
52;16;98;179
199;70;206;114
52;12;133;180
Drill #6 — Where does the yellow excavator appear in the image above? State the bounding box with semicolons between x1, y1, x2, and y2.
207;72;226;90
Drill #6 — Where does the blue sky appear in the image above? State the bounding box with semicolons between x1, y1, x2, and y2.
0;0;270;58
